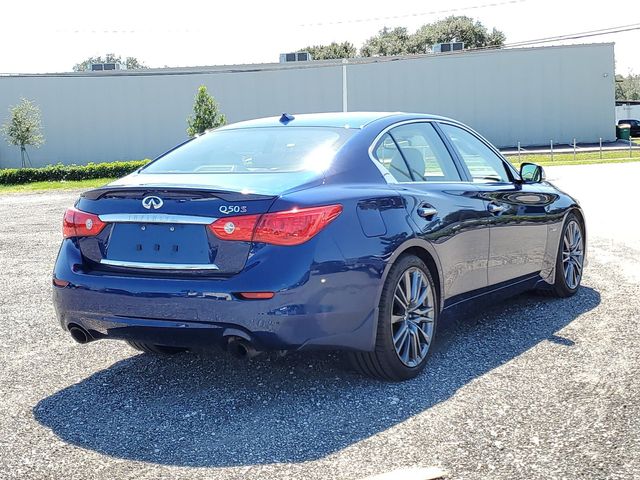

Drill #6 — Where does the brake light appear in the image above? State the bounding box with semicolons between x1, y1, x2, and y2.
63;207;107;238
208;214;261;242
208;204;342;246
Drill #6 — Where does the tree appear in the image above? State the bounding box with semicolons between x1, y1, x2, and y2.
410;16;506;53
360;27;412;57
298;42;357;60
1;99;45;168
186;86;226;137
616;73;640;101
360;16;506;56
73;53;148;72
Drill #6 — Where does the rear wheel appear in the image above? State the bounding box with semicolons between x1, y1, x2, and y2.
126;340;187;355
350;255;438;381
549;213;585;297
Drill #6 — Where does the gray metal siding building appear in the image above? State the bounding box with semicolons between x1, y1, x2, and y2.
0;43;615;168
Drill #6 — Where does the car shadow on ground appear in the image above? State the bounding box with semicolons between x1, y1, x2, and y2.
34;287;600;467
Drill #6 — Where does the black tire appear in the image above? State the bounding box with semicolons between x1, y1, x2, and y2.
548;213;585;298
126;340;187;355
349;255;438;381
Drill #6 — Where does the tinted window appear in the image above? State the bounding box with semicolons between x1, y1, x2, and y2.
143;127;354;174
373;133;412;182
440;124;510;183
389;123;461;181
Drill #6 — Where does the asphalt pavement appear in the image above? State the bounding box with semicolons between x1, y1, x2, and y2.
0;162;638;479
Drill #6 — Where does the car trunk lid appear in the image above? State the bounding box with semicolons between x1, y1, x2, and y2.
76;184;277;275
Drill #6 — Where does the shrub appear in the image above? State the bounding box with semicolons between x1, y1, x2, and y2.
0;160;149;185
186;85;226;137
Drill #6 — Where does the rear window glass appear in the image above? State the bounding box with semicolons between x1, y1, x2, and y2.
142;127;355;174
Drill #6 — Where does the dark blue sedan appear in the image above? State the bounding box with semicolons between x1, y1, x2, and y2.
52;112;586;380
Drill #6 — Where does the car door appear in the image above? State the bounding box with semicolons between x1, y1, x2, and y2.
371;121;490;301
438;122;551;286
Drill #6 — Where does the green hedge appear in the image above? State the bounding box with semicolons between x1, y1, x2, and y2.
0;160;150;185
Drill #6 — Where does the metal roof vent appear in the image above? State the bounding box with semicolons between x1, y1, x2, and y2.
279;52;313;63
88;63;125;72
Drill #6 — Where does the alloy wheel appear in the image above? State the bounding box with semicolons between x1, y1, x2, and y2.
391;267;435;367
562;220;584;290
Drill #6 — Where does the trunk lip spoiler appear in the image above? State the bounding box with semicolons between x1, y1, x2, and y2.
81;185;276;201
98;213;217;225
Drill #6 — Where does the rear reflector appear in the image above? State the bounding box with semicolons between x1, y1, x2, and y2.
52;278;70;288
209;204;342;246
63;207;107;238
237;292;275;300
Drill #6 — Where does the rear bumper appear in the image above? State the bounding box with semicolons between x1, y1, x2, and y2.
52;239;383;352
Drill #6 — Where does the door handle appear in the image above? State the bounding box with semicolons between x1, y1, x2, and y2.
487;202;507;214
417;205;438;219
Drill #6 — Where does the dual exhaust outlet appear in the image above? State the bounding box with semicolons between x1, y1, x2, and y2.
68;326;261;360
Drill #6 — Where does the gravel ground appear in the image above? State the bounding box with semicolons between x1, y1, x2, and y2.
0;163;639;479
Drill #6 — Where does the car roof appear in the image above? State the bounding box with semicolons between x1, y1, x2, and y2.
217;112;455;130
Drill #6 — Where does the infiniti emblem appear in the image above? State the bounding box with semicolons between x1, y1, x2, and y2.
142;196;163;210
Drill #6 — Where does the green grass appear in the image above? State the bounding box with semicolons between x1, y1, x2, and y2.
504;149;640;167
0;177;114;194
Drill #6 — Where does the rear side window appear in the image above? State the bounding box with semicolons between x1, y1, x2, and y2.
372;133;412;182
143;127;355;174
388;123;461;181
440;124;511;183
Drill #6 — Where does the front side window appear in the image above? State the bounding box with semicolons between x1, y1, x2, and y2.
143;127;355;175
440;124;510;183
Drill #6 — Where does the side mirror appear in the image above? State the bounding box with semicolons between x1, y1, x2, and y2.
519;162;545;183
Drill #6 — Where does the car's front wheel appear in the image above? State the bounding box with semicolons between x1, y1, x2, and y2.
350;255;438;381
550;213;585;297
126;340;187;355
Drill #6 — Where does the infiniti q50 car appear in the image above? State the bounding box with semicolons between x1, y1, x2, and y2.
52;112;586;381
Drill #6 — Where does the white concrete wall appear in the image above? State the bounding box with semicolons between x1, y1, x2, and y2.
616;104;640;122
348;43;616;147
0;43;616;168
0;66;343;168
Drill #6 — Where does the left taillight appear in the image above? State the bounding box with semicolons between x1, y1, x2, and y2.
62;207;107;239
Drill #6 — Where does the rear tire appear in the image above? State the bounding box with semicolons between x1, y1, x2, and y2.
350;255;438;381
126;340;187;355
548;213;585;297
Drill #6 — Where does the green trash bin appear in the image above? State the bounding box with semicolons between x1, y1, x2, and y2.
617;124;631;140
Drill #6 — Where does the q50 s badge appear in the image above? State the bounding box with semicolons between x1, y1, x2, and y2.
219;205;248;215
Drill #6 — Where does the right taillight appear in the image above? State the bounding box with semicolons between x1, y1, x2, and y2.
208;204;342;246
63;207;107;239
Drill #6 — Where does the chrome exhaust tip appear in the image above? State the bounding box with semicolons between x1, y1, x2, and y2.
68;325;93;344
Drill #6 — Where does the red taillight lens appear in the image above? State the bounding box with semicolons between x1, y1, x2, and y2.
208;214;261;242
208;204;342;246
255;204;343;246
62;207;107;239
